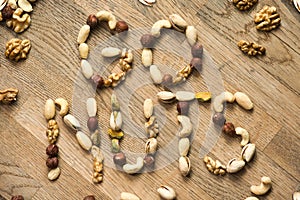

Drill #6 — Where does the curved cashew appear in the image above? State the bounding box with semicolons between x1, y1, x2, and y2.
123;157;144;174
250;176;272;195
235;127;250;146
213;91;235;112
177;115;193;137
55;98;69;117
151;20;172;37
95;10;117;30
245;197;259;200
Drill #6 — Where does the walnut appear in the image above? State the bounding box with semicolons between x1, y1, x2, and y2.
0;88;18;104
237;40;266;56
46;119;59;144
5;38;31;61
104;72;126;87
92;159;103;183
6;8;31;33
254;5;281;31
232;0;258;11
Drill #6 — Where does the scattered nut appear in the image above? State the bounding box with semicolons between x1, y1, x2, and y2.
79;43;89;59
222;122;236;135
141;48;153;67
83;195;96;200
47;167;61;181
5;38;31;61
186;25;198;46
150;65;163;84
157;91;176;103
177;115;193;137
140;34;156;48
178;137;190;156
18;0;32;12
241;143;256;162
175;91;195;102
238;40;266;56
254;6;281;31
123;157;144;174
157;185;176;200
145;138;158;154
115;20;128;33
86;97;97;117
250;176;272;195
144;98;154;119
212;112;226;126
235;127;250;146
54;98;69;117
110;111;123;131
191;42;203;58
226;158;245;173
113;152;126;166
87;14;98;29
76;131;92;151
11;195;24;200
46;157;59;169
63;114;81;130
195;92;212;102
0;88;18;104
177;101;189;115
169;14;188;32
46;119;59;144
234;92;254;110
6;8;31;33
46;144;59;157
232;0;258;11
120;192;140;200
294;0;300;12
178;156;191;176
151;19;172;37
101;47;121;57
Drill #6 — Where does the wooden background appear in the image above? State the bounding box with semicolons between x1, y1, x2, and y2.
0;0;299;199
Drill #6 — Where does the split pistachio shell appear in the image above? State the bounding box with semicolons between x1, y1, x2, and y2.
120;192;140;200
143;98;153;119
157;185;176;200
178;137;190;156
63;114;81;130
123;157;144;174
142;48;152;67
76;131;92;151
145;137;158;154
18;0;32;12
241;143;256;162
186;26;198;46
86;98;97;117
169;14;188;32
150;65;163;84
226;158;245;173
151;19;172;37
48;167;61;181
177;115;193;137
81;60;94;79
77;25;90;44
101;47;121;57
79;43;89;59
176;91;195;101
234;92;254;110
54;98;69;117
45;99;56;120
235;127;250;146
179;156;191;176
110;111;122;131
157;91;175;103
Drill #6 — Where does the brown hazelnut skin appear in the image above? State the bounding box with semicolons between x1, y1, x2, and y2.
115;21;129;33
190;58;202;71
11;195;24;200
2;5;14;20
46;144;59;157
87;117;98;132
113;152;126;166
212;113;226;126
140;34;156;48
91;75;104;89
222;122;236;135
87;14;98;29
191;42;203;58
46;157;59;169
177;101;189;115
83;195;96;200
161;74;173;87
144;154;155;168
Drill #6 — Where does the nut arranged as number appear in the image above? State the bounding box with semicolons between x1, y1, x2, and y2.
241;143;256;162
226;158;245;173
178;156;191;176
77;24;90;44
0;88;18;104
157;91;176;103
47;167;61;181
86;97;97;117
81;60;94;79
120;192;140;200
235;127;250;146
186;25;198;46
175;91;195;102
142;48;153;67
44;99;55;120
46;119;59;144
151;19;171;37
76;131;92;151
244;197;259;200
54;98;69;117
234;92;253;110
157;185;176;200
144;98;154;119
64;114;81;130
95;10;117;30
5;38;31;61
145;137;158;154
79;43;89;59
250;176;272;195
178;137;190;156
123;157;144;174
169;14;188;32
203;156;227;176
101;47;121;57
150;65;163;84
110;111;122;131
177;115;193;137
238;40;266;56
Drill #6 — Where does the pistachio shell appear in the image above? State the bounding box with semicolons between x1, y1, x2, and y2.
178;137;190;156
241;143;256;162
226;158;245;173
63;114;81;130
178;156;191;176
157;185;176;200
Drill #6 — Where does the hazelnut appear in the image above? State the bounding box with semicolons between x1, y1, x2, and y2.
177;101;189;115
140;34;156;48
87;117;98;132
212;113;226;126
222;122;236;135
46;144;59;157
91;75;104;89
113;152;126;166
161;74;173;87
2;5;14;20
190;58;202;71
115;21;129;33
11;195;24;200
144;154;155;168
83;195;96;200
87;15;98;29
46;157;59;169
191;42;203;58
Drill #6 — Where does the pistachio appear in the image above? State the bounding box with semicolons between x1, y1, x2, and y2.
143;98;153;119
110;111;122;131
157;91;176;103
241;143;256;162
54;98;69;117
120;192;140;200
235;127;250;146
86;98;97;117
79;43;89;59
178;137;190;156
157;185;176;200
111;93;120;111
186;26;198;46
47;167;61;181
175;91;195;102
18;0;32;12
112;138;120;153
76;131;92;151
77;25;90;44
91;130;101;146
108;128;124;139
169;14;188;32
81;60;94;79
226;158;245;173
145;116;159;138
141;48;152;67
195;92;212;102
150;65;163;84
44;99;56;120
177;115;193;137
123;157;144;174
145;138;158;154
63;114;81;130
179;156;191;176
234;92;253;110
101;47;121;57
151;19;172;37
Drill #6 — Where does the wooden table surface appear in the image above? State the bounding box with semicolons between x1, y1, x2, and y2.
0;0;299;199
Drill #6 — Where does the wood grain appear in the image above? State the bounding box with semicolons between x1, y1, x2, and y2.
0;0;299;199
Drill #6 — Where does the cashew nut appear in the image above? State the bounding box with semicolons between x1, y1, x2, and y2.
245;197;259;200
123;157;144;174
151;20;171;37
95;10;117;30
213;91;235;112
177;115;193;137
250;176;272;195
235;127;250;146
55;98;69;117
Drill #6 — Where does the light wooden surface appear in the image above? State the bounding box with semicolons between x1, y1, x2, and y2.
0;0;299;199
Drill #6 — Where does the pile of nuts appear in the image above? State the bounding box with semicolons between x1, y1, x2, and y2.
254;5;281;31
0;88;18;104
232;0;258;11
0;0;37;33
237;40;266;56
141;14;204;86
5;38;31;61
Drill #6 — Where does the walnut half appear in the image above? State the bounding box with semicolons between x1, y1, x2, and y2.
254;5;281;31
6;8;31;33
232;0;258;11
237;40;266;56
0;88;19;104
5;38;31;61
